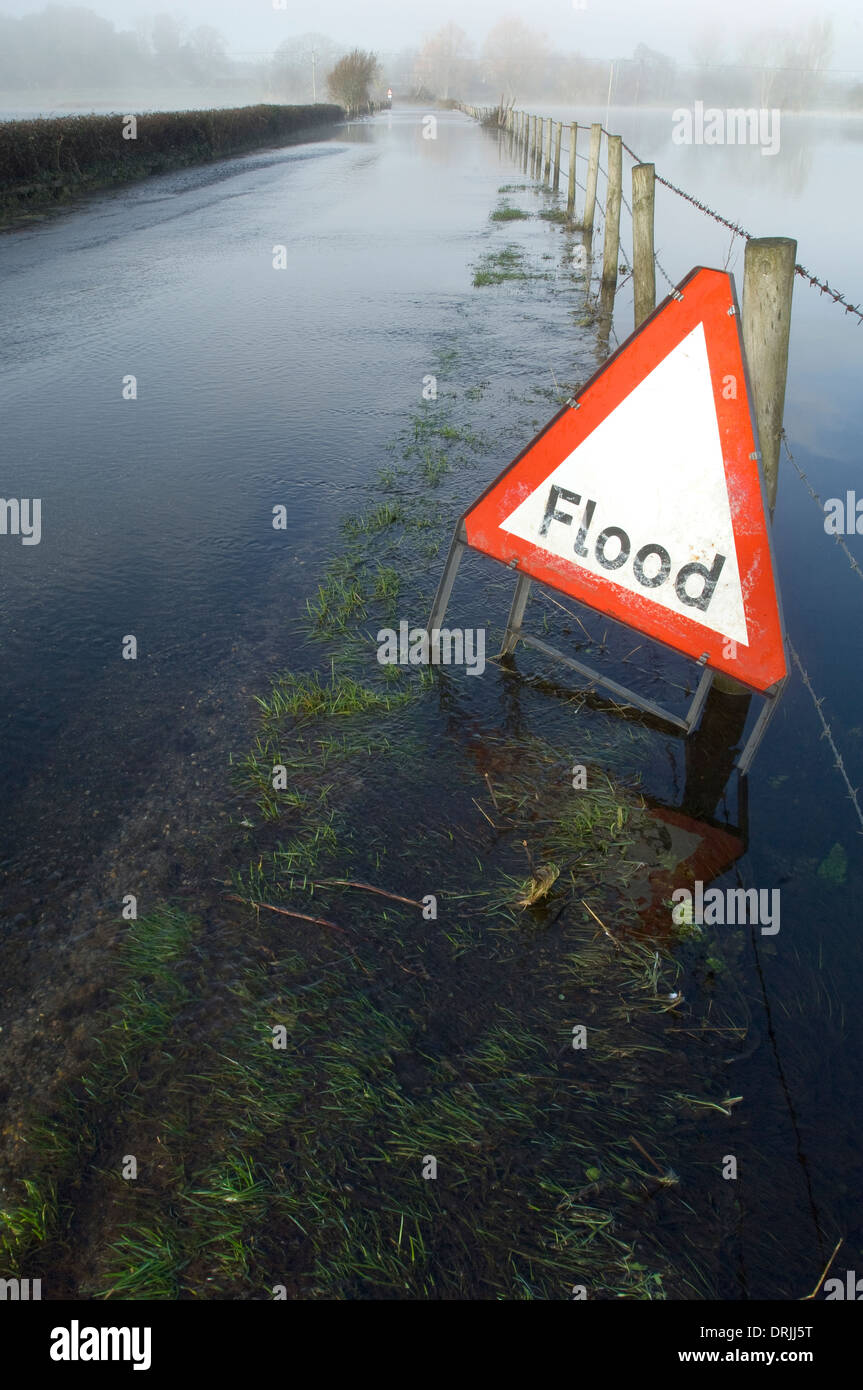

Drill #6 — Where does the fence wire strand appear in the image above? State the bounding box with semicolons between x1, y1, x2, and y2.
781;431;863;586
492;109;862;829
613;132;863;324
788;641;863;836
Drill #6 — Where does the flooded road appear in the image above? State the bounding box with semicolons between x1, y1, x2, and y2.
0;105;861;1299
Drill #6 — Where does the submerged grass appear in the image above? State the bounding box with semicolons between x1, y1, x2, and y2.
71;889;700;1297
472;243;551;287
254;670;412;724
1;191;744;1302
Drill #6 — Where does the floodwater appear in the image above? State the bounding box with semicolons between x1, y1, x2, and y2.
0;105;861;1298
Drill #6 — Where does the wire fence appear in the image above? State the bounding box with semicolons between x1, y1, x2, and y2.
488;109;863;324
613;131;863;325
481;105;863;818
781;431;863;587
788;642;863;836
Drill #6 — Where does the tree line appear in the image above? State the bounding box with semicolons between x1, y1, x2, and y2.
0;8;857;114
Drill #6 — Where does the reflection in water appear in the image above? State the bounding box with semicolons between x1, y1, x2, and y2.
0;102;860;1300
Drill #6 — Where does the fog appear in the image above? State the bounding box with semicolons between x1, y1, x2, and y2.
0;1;861;116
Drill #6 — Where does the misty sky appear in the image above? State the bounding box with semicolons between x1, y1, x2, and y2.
2;0;863;70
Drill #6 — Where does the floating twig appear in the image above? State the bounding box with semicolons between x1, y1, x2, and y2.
226;893;348;934
313;879;425;909
629;1134;664;1175
484;772;500;812
580;898;621;948
801;1238;843;1301
472;797;499;829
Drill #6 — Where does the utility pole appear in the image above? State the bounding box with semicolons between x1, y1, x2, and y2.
311;49;317;102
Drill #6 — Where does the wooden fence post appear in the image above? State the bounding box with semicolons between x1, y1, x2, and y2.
601;134;622;291
582;122;602;234
742;237;797;515
632;162;656;329
543;118;552;184
553;122;562;193
567;124;577;221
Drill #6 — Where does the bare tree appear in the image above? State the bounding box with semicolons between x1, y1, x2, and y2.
780;18;833;110
414;23;473;101
327;49;381;113
482;18;550;102
745;19;833;112
187;26;228;78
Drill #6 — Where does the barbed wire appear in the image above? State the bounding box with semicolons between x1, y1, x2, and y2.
781;431;863;585
614;133;863;324
589;154;673;291
503;111;862;835
788;640;863;835
519;121;740;299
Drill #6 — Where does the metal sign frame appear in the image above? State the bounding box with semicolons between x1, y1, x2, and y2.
426;518;786;777
426;266;790;776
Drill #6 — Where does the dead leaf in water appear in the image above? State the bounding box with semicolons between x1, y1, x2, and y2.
515;864;560;908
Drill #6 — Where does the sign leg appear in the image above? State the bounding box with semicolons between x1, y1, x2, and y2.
736;679;785;776
427;522;467;638
500;573;532;656
684;666;714;732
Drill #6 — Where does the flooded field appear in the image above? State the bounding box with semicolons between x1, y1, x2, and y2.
0;105;860;1300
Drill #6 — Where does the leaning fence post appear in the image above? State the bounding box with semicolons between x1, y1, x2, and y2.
582;123;602;234
632;162;656;329
567;124;577;221
742;236;797;515
553;122;562;193
601;134;622;292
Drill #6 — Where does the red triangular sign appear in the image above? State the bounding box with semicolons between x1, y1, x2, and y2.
463;267;786;693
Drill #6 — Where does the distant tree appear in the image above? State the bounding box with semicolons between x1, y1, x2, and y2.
744;20;832;111
779;18;833;110
482;18;550;101
272;32;344;103
150;12;184;60
17;5;135;89
688;25;734;106
414;24;473;101
326;48;381;111
630;43;676;104
187;25;228;75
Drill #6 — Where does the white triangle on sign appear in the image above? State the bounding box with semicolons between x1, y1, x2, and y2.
500;321;750;647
